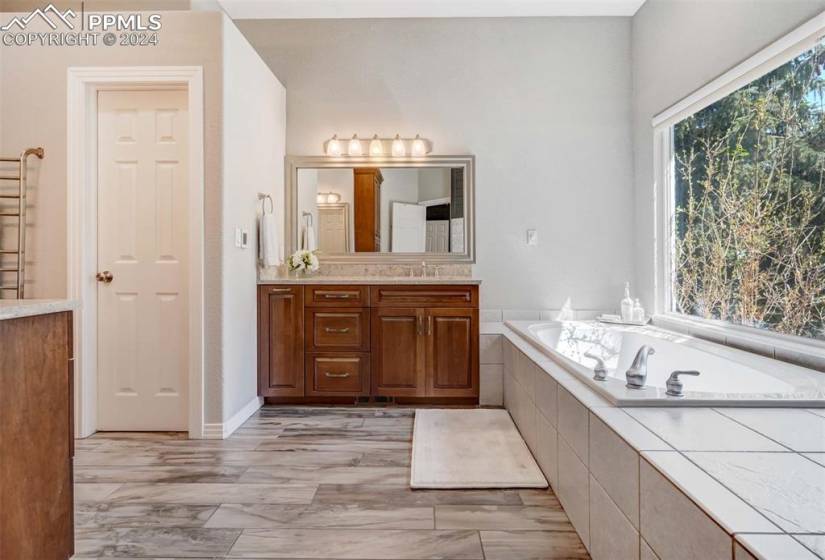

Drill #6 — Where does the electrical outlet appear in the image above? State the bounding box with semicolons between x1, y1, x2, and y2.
526;229;538;246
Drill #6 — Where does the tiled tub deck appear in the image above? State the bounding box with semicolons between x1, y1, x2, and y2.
486;323;825;560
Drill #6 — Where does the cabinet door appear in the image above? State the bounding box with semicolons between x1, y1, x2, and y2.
371;307;426;396
258;286;304;397
426;308;479;397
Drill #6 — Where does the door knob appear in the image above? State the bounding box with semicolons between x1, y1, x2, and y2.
96;271;113;284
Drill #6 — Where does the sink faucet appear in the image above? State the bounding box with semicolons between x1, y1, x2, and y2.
421;261;427;278
625;345;655;389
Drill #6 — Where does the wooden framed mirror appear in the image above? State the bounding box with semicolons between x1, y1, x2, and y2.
286;155;475;264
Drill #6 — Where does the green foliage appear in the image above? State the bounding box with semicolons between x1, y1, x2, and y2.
673;42;825;339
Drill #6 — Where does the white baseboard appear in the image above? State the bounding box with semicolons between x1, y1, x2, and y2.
202;395;263;439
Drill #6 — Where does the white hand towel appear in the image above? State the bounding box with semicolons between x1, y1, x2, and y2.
305;223;318;252
259;211;282;267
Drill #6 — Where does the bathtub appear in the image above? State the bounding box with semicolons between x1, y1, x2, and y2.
505;320;825;407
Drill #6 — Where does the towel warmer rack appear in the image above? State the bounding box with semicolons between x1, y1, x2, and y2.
0;147;44;299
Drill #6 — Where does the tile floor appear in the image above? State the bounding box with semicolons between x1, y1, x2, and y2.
72;406;589;559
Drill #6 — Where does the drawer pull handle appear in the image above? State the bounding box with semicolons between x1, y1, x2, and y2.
269;288;292;294
325;327;351;333
325;372;351;378
323;293;354;299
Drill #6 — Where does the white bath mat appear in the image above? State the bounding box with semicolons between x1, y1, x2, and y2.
410;409;548;489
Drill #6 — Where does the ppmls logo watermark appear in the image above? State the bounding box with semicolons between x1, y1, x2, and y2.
1;3;162;47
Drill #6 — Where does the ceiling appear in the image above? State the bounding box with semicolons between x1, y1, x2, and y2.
216;0;647;19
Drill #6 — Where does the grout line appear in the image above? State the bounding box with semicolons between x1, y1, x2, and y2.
711;408;796;452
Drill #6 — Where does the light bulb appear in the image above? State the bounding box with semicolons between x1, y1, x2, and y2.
326;134;342;157
391;134;406;157
316;193;326;204
348;134;362;156
328;192;341;203
369;134;384;157
411;134;427;157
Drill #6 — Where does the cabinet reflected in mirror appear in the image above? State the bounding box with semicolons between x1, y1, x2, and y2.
295;165;466;256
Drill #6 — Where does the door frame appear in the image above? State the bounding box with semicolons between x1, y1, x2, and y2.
67;66;205;439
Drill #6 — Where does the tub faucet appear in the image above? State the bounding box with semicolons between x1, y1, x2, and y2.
625;345;655;389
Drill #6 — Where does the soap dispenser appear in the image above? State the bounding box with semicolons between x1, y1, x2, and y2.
632;298;645;323
621;282;634;322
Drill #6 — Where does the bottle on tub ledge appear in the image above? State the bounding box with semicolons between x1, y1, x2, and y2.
620;282;634;322
632;298;645;323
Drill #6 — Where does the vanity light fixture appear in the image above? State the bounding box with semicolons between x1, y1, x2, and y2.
325;134;431;157
411;134;427;157
369;134;384;157
348;134;363;156
326;134;342;157
391;134;406;157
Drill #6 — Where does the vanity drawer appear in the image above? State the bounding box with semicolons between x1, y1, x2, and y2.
370;285;479;308
305;353;370;396
306;308;370;351
305;285;369;307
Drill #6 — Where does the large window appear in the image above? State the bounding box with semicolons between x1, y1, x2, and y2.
670;39;825;339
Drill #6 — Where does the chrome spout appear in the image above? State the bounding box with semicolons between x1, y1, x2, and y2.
625;345;655;389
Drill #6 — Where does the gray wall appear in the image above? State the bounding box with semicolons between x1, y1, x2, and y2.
631;0;825;311
238;17;635;311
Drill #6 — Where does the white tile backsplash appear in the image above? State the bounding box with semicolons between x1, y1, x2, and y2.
480;334;503;364
640;458;732;560
480;365;503;407
557;436;590;550
589;412;640;528
643;451;780;534
589;474;639;560
557;387;589;466
502;309;542;321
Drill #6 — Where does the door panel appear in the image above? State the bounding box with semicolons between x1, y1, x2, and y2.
391;202;426;252
259;286;304;397
97;89;189;431
427;308;479;397
371;308;425;396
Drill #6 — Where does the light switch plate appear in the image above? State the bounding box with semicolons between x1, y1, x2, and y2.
234;227;242;248
526;229;538;246
241;229;249;249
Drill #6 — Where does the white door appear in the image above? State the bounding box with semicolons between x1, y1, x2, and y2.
97;89;189;431
317;204;349;253
391;202;426;252
426;220;450;253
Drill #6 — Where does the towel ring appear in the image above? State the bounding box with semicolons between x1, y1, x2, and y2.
302;211;314;227
258;193;274;214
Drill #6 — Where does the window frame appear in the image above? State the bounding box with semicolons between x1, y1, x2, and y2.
652;10;825;356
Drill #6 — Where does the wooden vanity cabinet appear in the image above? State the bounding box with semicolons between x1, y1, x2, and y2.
0;311;74;560
258;283;479;402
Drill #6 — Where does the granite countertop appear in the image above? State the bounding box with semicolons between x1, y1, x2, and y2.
0;299;79;321
484;321;825;560
258;275;482;285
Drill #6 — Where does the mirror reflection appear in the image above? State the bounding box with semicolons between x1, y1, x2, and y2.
296;167;465;254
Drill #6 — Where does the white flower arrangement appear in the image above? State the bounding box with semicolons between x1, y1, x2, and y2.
287;249;319;273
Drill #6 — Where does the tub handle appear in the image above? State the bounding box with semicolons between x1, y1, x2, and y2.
666;370;700;397
584;352;608;381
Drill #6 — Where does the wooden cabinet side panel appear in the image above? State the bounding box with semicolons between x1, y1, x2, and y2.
258;286;305;397
0;312;74;560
